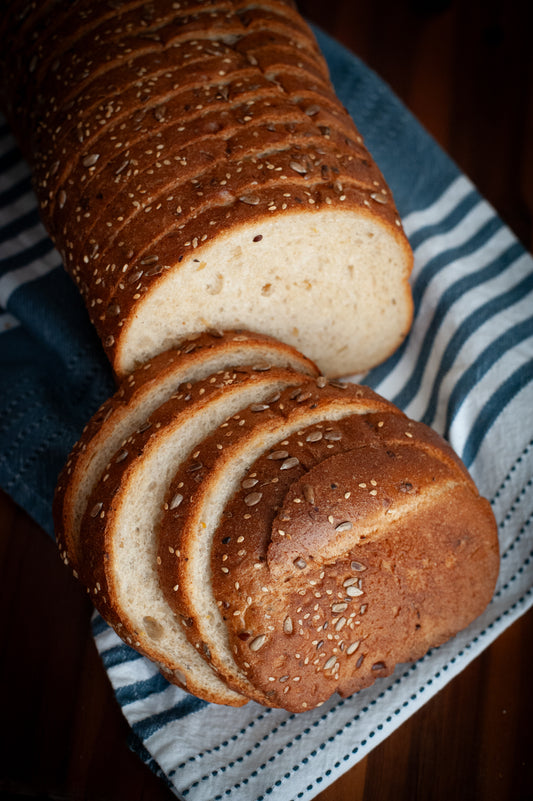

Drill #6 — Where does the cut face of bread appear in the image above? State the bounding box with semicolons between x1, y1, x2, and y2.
115;208;413;378
80;366;309;705
53;330;318;577
157;381;396;703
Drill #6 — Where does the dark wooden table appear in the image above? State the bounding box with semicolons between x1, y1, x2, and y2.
1;0;532;799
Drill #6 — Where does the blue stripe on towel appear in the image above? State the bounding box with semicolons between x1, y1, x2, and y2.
115;672;172;707
442;316;533;436
393;241;527;415
462;359;533;468
131;695;208;740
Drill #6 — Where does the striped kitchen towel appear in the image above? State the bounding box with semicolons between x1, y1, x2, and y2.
1;24;532;801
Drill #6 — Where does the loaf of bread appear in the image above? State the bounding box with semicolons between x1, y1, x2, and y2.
1;0;413;378
54;334;499;711
4;0;498;714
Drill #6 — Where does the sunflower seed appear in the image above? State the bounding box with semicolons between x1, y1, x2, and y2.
268;450;289;460
370;192;388;204
331;603;348;613
346;585;364;597
306;430;323;442
283;616;293;634
239;194;260;205
289;160;307;174
303;484;315;504
244;491;263;506
90;502;103;518
82;153;100;167
335;521;352;532
169;493;183;510
346;640;361;655
249;634;267;651
324;656;337;670
250;403;270;412
280;456;299;470
293;557;307;569
140;255;159;266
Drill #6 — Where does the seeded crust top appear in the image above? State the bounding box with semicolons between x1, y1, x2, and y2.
210;418;499;712
157;379;395;703
0;0;413;377
79;361;312;704
53;327;318;578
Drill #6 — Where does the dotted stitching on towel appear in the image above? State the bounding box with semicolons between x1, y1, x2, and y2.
180;549;533;799
169;503;530;786
491;439;533;503
500;510;532;562
255;579;533;801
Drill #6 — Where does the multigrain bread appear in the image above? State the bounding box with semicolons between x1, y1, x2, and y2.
53;342;499;710
208;414;497;711
53;329;318;578
157;381;499;710
7;0;498;712
0;0;414;378
157;380;395;702
78;364;312;704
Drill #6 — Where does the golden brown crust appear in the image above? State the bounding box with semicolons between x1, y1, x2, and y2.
1;0;413;378
53;329;318;577
157;380;395;702
210;423;499;711
79;363;310;703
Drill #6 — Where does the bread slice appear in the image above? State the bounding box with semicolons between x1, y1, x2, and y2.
157;380;396;703
54;330;318;578
79;364;309;704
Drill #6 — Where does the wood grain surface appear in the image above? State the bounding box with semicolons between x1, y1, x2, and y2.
1;0;532;799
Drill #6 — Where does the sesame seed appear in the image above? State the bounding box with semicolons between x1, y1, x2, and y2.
335;521;353;532
280;456;299;470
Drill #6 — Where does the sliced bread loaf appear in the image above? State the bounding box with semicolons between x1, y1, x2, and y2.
79;364;309;704
54;329;318;578
209;413;499;711
1;0;413;378
157;380;396;702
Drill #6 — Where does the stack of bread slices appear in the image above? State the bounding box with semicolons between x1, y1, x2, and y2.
54;330;499;712
1;0;499;712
